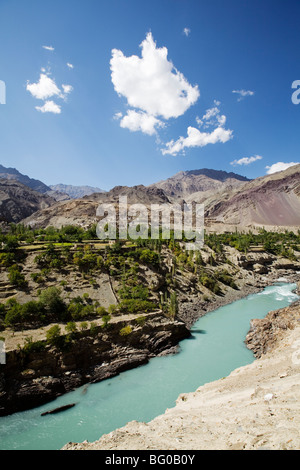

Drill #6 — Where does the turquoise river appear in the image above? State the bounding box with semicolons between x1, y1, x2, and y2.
0;282;298;450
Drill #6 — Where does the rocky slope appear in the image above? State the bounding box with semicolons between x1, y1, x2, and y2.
0;312;189;416
149;169;250;202
204;164;300;226
0;164;51;194
63;300;300;451
0;179;56;225
22;185;171;229
246;298;300;359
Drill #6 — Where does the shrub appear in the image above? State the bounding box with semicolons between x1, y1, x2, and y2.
23;337;46;354
199;273;221;295
39;287;67;321
136;316;146;326
30;272;45;284
118;285;149;301
4;303;23;328
46;325;62;347
20;301;46;324
8;265;27;289
118;299;156;314
65;321;77;334
80;321;88;331
102;314;111;329
0;252;15;267
89;322;98;336
119;325;132;336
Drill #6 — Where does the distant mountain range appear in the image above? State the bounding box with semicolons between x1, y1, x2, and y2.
0;162;300;230
0;165;105;201
49;184;105;199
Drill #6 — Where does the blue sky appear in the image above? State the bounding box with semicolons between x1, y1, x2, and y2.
0;0;300;191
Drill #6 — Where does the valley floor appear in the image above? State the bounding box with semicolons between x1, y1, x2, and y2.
64;305;300;451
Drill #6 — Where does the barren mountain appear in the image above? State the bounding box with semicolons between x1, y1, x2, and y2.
0;179;56;225
21;165;300;230
0;164;51;194
0;164;70;202
22;184;171;229
150;168;250;202
204;164;300;226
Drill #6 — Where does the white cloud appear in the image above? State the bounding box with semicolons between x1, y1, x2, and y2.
231;155;262;166
62;84;73;95
162;125;233;156
26;73;61;100
67;63;74;69
42;45;55;51
110;33;233;152
265;162;299;175
232;89;255;101
119;110;165;136
113;112;123;120
183;27;191;37
110;32;199;121
35;100;61;114
27;71;73;113
163;100;233;155
197;102;226;129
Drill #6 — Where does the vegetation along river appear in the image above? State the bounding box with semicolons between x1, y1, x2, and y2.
0;282;298;450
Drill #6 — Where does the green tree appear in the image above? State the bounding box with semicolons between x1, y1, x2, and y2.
46;325;62;347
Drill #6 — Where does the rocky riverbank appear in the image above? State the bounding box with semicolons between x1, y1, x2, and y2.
245;281;300;358
178;268;300;328
0;313;190;416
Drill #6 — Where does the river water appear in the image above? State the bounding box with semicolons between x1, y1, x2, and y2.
0;282;298;450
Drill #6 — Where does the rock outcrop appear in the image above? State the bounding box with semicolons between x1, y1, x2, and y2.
245;286;300;358
0;313;190;416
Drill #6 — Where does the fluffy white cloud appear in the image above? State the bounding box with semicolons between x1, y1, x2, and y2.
265;162;299;174
162;125;233;156
27;71;73;113
26;73;61;100
67;63;74;69
117;110;164;136
111;33;233;152
110;32;199;121
42;45;55;51
232;89;255;101
231;155;262;166
35;100;61;114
